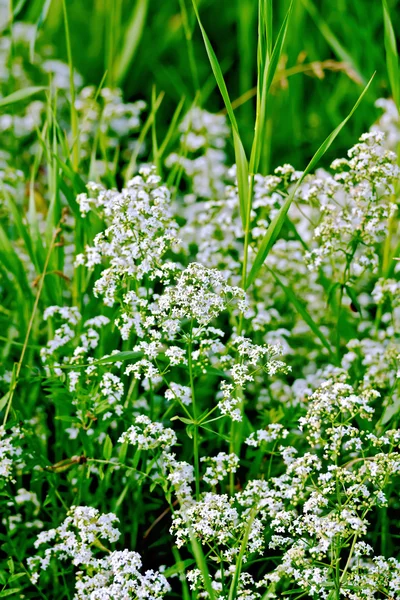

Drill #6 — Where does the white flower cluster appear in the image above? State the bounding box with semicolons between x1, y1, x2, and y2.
304;131;399;275
119;415;177;450
218;337;290;421
171;377;400;599
28;506;170;598
0;426;23;481
27;506;120;580
158;262;247;328
76;166;179;307
201;452;239;486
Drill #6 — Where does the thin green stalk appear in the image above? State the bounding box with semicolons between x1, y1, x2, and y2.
188;329;200;500
3;224;62;426
227;508;257;600
62;0;79;170
179;0;200;93
241;174;255;289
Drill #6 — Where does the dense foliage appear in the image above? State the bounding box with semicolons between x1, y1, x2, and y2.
1;1;400;599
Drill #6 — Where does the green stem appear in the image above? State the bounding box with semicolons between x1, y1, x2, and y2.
336;284;344;363
188;328;200;500
241;174;255;290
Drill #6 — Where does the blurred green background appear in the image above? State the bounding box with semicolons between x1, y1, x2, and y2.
4;0;399;171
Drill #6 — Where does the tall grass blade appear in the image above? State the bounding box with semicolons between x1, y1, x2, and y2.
0;86;45;108
382;0;400;109
62;0;79;170
269;269;334;356
189;533;216;600
30;0;53;61
246;73;374;289
158;96;186;159
250;0;293;175
115;0;149;86
191;0;249;227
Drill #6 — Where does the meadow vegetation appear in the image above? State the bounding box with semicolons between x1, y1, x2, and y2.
1;1;400;598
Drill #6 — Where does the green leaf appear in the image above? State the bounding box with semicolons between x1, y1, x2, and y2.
170;416;194;425
188;533;216;600
115;0;149;85
103;435;113;461
326;282;341;307
191;0;249;228
94;351;143;365
163;558;194;578
0;391;11;412
382;0;400;109
250;0;293;175
246;72;374;289
0;86;45;109
30;0;53;60
0;589;22;598
269;269;334;357
381;396;400;425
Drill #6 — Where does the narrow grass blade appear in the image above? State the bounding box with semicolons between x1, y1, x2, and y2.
301;0;365;84
189;533;216;600
124;91;164;182
191;0;249;227
158;96;186;159
228;509;257;600
0;86;45;108
269;269;334;356
115;0;149;85
151;86;161;174
246;73;374;289
250;0;293;175
63;0;79;170
5;193;39;273
382;0;400;109
30;0;53;61
0;224;32;296
179;0;200;93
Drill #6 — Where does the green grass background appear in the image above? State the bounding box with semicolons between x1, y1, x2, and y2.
7;0;399;172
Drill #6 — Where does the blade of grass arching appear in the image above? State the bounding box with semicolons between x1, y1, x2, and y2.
2;225;61;427
5;192;40;274
125;91;164;182
151;86;161;174
114;0;149;86
62;0;79;170
45;91;60;239
246;73;374;289
44;94;63;304
158;96;186;159
179;0;200;93
227;509;257;600
241;0;292;288
0;86;45;108
189;533;216;600
269;269;334;357
171;547;191;600
191;0;249;228
28;161;46;261
382;0;400;109
301;0;365;85
237;0;256;139
249;0;293;175
0;224;32;296
29;0;53;61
